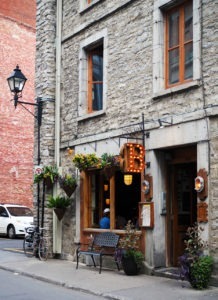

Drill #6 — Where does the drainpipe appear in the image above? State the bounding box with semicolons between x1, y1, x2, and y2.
53;0;62;254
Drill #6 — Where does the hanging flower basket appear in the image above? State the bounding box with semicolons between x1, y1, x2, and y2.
54;208;66;221
103;166;116;179
59;174;77;197
62;184;77;197
47;195;72;221
44;177;53;189
34;165;59;187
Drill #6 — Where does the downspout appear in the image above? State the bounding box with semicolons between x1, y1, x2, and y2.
53;0;62;254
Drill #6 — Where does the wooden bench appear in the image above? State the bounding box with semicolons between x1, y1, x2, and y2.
76;232;120;274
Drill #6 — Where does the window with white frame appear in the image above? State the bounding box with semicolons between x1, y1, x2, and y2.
153;0;201;98
78;29;108;120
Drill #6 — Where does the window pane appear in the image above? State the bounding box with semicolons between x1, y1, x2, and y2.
92;54;103;82
168;11;179;48
92;83;103;110
184;2;193;42
184;43;193;79
169;48;179;84
90;174;100;227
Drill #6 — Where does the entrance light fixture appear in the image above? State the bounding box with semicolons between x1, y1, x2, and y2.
195;176;204;193
124;174;133;185
142;180;150;195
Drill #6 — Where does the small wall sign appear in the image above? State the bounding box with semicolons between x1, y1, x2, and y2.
139;202;154;228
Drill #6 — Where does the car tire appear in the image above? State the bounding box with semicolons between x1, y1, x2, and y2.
8;225;16;239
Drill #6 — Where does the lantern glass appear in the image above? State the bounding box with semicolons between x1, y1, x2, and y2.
124;174;133;185
7;65;27;93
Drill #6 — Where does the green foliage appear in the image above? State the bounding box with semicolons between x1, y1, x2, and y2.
100;153;120;168
123;249;144;267
59;174;77;188
184;223;207;263
34;165;59;184
179;223;213;289
119;220;144;267
190;256;213;289
47;195;71;208
72;153;100;171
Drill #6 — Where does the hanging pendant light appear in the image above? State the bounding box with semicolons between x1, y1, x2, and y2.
124;174;133;185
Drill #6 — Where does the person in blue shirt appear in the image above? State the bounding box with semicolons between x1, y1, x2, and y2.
99;208;110;229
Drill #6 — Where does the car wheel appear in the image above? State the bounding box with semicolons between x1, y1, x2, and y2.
8;225;16;239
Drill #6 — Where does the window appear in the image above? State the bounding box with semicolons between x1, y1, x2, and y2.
165;1;193;87
80;0;101;12
153;0;201;97
87;45;103;113
82;170;141;230
78;29;108;120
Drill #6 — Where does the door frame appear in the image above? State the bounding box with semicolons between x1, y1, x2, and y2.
165;145;197;266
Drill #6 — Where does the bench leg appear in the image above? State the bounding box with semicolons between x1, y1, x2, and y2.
76;251;79;269
91;255;96;267
99;255;102;274
115;260;120;271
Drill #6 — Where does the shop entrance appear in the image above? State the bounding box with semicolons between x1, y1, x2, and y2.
166;146;197;266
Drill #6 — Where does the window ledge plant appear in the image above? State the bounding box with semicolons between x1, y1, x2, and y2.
72;153;100;171
72;152;120;173
115;220;144;275
179;223;213;289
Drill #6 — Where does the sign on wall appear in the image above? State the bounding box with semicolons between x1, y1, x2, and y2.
120;143;145;173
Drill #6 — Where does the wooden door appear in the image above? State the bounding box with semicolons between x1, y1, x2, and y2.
169;162;197;266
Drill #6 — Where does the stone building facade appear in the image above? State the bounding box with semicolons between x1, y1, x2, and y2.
35;0;218;280
0;0;36;207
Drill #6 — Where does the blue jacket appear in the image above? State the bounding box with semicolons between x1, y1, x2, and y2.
99;216;110;229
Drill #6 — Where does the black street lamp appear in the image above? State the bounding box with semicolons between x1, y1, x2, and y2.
7;65;43;232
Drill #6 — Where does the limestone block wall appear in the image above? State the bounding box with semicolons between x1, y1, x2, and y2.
35;0;218;267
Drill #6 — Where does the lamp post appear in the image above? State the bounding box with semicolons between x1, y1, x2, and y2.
7;65;42;232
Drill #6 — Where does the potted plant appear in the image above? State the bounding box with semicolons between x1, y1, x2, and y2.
34;165;59;188
72;153;100;171
100;153;120;179
179;223;213;289
47;195;71;221
116;220;144;275
59;174;77;197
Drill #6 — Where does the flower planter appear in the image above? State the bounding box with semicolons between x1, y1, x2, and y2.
62;184;77;197
122;256;139;276
44;177;53;189
103;166;116;179
54;208;66;221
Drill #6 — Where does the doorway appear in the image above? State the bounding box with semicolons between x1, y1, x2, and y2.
166;146;197;266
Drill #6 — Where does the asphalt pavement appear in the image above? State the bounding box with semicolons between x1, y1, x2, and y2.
0;248;218;300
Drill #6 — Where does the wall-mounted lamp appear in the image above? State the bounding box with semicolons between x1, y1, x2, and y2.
124;174;133;185
7;65;55;233
195;176;204;193
142;180;150;195
158;118;173;128
67;147;74;156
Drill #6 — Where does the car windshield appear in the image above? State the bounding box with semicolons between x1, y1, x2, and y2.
7;207;33;217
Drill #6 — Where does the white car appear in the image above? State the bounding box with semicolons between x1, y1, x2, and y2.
0;204;33;239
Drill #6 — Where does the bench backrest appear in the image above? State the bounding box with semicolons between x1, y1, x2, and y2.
93;232;119;248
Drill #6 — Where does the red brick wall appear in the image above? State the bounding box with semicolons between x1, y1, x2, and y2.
0;0;36;28
0;0;36;208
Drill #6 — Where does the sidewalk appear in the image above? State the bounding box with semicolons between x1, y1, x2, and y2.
0;250;218;300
